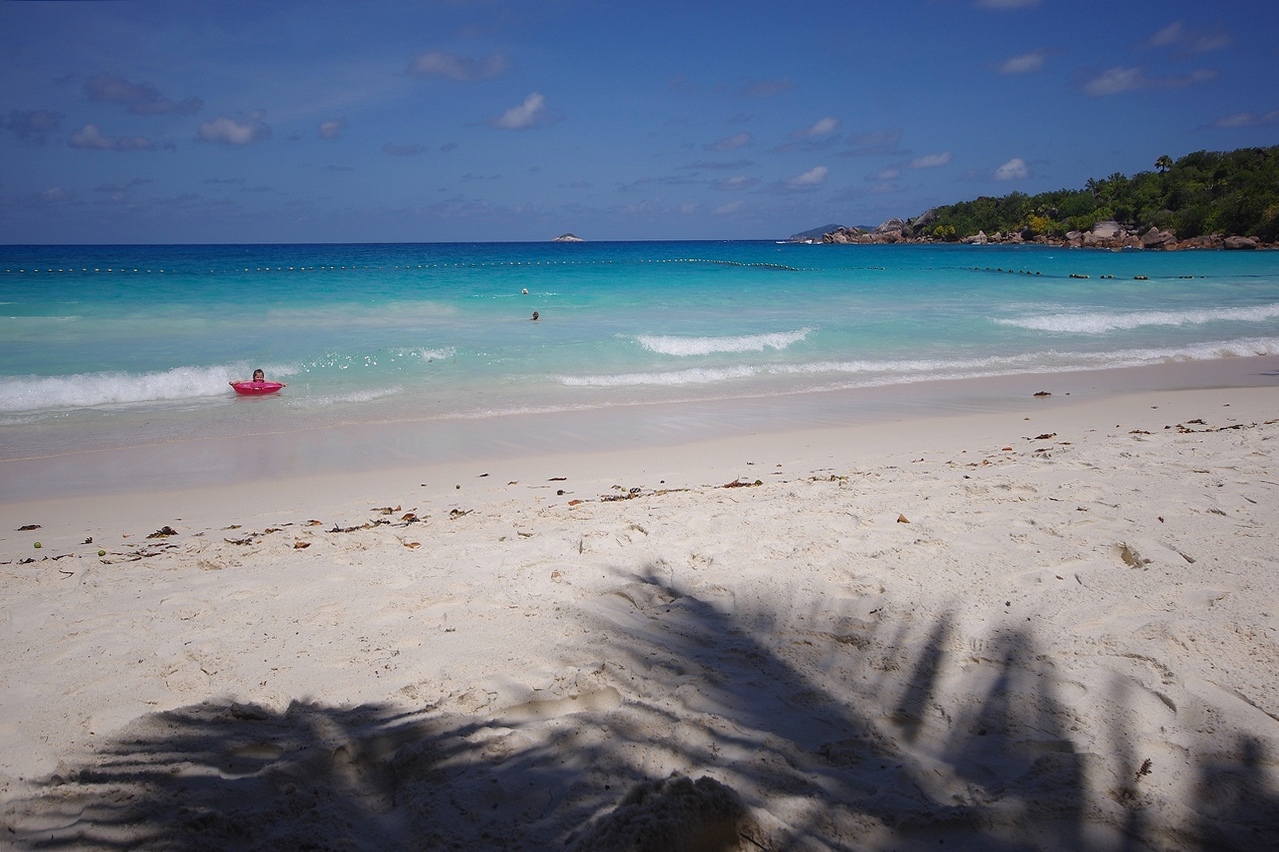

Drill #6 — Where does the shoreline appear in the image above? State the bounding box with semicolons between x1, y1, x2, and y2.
3;353;1278;509
4;370;1277;558
2;367;1278;846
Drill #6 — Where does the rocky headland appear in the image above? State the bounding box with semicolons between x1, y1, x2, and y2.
813;214;1274;251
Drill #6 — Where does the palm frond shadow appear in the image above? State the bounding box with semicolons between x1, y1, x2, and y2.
7;565;1279;850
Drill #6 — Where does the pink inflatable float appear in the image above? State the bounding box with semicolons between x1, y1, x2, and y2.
231;381;285;395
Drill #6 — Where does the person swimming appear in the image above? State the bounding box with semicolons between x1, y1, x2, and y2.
229;368;286;387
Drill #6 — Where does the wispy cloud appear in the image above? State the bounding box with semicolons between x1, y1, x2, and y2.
976;0;1039;9
722;78;792;97
839;128;907;157
93;177;150;201
1147;21;1232;55
84;73;202;116
1148;21;1185;48
746;78;792;96
617;174;697;193
791;117;840;139
68;124;158;151
910;152;951;169
487;93;548;130
1082;66;1217;96
24;186;75;207
706;131;751;152
685;159;754;171
773;117;842;153
0;109;62;145
407;51;509;82
997;49;1049;74
319;117;347;140
787;165;828;188
1202;109;1279;129
714;175;758;191
197;113;270;145
994;157;1029;180
714;199;744;214
96;177;150;192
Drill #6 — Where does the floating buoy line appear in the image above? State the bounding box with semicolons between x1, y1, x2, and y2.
969;266;1200;281
3;259;1205;280
1;257;828;275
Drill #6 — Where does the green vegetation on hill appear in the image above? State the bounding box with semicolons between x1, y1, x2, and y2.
926;146;1279;243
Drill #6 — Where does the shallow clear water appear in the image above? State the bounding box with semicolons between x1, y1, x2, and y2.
3;241;1278;459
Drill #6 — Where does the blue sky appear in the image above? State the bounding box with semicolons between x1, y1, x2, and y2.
2;0;1277;244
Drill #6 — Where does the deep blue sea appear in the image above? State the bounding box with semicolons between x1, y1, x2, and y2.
3;241;1278;465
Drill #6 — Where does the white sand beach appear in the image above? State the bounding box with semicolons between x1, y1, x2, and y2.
2;365;1278;849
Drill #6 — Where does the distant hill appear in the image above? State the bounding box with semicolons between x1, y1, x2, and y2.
914;146;1279;246
796;146;1279;249
784;224;849;242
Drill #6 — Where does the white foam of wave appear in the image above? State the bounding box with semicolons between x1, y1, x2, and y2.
410;346;456;362
636;328;811;356
557;338;1279;389
998;303;1279;334
559;365;761;387
0;363;291;413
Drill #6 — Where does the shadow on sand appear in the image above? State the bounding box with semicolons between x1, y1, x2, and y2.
6;566;1279;850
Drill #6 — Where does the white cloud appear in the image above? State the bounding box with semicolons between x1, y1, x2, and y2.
708;131;752;151
198;114;270;145
994;157;1029;180
1083;66;1217;96
998;50;1047;74
1084;67;1145;96
69;124;112;149
1;109;62;144
715;175;758;190
788;165;828;188
687;159;753;170
1148;21;1185;47
1208;110;1279;129
842;128;906;157
408;51;509;82
68;123;156;151
741;78;792;97
319;117;347;140
791;117;839;139
909;152;951;169
84;73;202;116
714;199;744;214
1147;20;1231;54
489;93;547;130
873;168;901;181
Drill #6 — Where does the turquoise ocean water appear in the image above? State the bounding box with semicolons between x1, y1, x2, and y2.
3;241;1278;468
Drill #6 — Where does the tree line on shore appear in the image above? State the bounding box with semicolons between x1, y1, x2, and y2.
820;145;1279;248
